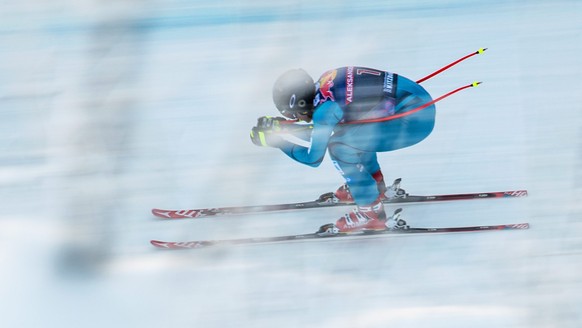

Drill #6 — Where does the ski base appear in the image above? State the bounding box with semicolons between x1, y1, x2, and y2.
150;222;530;250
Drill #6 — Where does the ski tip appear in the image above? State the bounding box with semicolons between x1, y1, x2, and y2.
477;47;488;54
472;81;482;87
150;240;171;248
151;240;207;249
151;208;172;219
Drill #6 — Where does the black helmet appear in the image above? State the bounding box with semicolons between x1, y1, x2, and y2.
272;69;316;119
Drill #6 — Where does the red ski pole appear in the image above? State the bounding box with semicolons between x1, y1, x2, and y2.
416;48;487;84
342;81;481;125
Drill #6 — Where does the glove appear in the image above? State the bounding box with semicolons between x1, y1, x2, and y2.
251;116;287;147
250;126;284;147
250;116;288;147
256;116;287;131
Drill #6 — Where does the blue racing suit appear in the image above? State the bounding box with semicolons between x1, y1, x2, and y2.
277;67;435;205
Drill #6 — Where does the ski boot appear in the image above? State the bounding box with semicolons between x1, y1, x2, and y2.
316;198;387;235
316;207;409;236
316;206;409;236
317;184;353;204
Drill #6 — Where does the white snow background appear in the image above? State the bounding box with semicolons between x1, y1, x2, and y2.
0;0;580;327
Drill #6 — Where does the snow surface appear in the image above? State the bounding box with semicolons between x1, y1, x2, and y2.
1;0;581;327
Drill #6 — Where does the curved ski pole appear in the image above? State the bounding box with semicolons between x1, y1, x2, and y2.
341;81;481;125
416;48;487;84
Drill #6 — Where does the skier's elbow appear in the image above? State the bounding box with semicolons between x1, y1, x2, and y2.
300;154;325;168
304;160;322;168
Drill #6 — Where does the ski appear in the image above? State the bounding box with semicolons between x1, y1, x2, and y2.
152;183;528;219
150;222;530;250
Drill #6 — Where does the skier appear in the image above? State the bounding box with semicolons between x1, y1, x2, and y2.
250;67;436;234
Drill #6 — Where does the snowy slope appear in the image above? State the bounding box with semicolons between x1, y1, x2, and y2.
0;1;581;327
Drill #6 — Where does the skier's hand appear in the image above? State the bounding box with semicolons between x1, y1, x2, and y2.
250;116;288;147
250;126;284;148
256;116;287;131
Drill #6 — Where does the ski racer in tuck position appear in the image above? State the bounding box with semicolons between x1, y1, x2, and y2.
250;67;435;234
